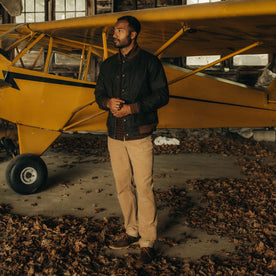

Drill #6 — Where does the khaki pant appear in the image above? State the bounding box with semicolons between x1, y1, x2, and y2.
108;136;157;248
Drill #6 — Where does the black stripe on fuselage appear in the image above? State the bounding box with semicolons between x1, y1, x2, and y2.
169;95;274;112
2;71;96;90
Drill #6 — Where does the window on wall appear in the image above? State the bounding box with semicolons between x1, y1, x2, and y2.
16;0;45;23
156;0;182;7
55;0;86;20
187;0;220;4
187;55;220;66
96;0;113;14
233;54;269;66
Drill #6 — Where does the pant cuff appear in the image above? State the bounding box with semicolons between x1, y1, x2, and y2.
139;240;155;248
126;229;139;238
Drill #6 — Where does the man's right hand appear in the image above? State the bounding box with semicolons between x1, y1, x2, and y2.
106;98;125;113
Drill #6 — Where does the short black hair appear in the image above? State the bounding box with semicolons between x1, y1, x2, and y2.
117;15;141;35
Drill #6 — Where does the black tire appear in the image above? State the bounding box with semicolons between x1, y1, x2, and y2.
6;154;48;195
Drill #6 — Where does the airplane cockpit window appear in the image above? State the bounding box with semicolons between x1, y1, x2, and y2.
0;29;92;80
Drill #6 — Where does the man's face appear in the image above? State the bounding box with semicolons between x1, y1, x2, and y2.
113;20;135;49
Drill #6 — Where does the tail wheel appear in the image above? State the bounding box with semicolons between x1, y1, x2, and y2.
6;154;48;195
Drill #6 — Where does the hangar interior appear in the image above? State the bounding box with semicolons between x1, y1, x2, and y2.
0;1;275;274
0;0;275;86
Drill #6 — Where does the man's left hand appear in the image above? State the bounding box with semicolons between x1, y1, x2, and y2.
112;104;131;118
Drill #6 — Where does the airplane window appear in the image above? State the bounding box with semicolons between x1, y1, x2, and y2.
14;48;44;70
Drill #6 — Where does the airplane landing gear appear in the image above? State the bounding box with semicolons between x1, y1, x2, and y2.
6;154;48;195
0;137;17;157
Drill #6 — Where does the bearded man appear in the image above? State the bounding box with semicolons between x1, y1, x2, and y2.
94;15;169;265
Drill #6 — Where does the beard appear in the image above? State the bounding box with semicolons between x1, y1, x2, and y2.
113;33;132;49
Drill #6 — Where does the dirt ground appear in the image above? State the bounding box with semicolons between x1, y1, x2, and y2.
0;132;275;275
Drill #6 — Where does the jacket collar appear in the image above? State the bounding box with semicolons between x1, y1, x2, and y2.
118;43;140;61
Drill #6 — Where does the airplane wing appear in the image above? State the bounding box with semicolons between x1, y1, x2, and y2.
0;0;276;156
4;0;275;57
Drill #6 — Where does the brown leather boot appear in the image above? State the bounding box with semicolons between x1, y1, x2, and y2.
109;234;139;249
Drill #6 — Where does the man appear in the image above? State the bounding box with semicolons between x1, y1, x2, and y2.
94;15;169;264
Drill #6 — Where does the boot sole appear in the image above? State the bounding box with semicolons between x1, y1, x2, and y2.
109;241;139;250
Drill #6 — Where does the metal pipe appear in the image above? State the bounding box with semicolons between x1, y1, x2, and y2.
154;27;190;58
63;111;106;131
11;33;45;65
78;45;86;80
44;36;53;73
31;46;44;70
83;46;92;81
102;31;108;60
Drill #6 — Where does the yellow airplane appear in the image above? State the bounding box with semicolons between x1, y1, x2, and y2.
0;0;276;194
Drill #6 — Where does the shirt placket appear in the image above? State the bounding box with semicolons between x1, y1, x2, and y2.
121;58;128;138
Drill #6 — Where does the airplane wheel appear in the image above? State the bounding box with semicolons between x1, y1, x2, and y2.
6;154;48;195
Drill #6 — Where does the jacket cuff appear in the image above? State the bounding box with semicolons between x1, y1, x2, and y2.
102;98;110;109
129;103;139;114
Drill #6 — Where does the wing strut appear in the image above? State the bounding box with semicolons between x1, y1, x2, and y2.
154;26;191;58
102;29;108;60
44;36;53;73
83;46;92;81
61;101;106;131
168;41;262;85
11;33;45;66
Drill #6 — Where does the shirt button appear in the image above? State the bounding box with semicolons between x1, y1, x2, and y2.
123;119;126;122
122;74;125;77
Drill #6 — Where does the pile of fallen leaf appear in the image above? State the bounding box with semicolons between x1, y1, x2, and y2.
155;160;276;274
50;131;275;158
0;131;276;275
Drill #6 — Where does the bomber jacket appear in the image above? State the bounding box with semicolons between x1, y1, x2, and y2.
94;45;169;140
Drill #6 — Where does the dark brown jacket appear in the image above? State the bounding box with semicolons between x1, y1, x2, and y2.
95;48;169;139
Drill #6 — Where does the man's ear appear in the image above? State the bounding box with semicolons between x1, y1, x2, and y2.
130;31;137;40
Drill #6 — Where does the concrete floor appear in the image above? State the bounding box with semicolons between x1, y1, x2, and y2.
0;149;244;260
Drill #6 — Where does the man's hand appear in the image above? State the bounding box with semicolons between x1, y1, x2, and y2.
112;104;131;118
106;98;125;113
